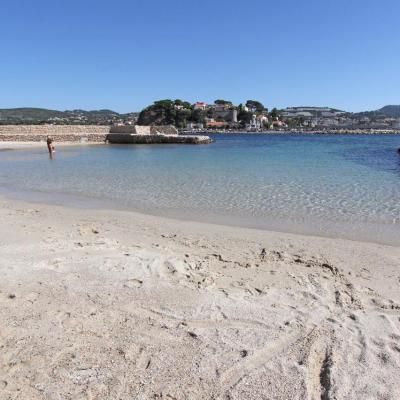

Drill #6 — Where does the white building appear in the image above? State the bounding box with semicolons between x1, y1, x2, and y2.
193;102;208;110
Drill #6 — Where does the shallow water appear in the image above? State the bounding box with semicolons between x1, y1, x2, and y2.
1;134;399;245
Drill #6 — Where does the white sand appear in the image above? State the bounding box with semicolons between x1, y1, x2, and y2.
0;197;399;399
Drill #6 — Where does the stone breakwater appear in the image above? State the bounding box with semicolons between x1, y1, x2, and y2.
106;133;212;144
292;129;400;135
107;126;212;144
0;125;109;142
0;125;212;145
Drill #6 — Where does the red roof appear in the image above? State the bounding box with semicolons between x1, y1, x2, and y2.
206;121;228;127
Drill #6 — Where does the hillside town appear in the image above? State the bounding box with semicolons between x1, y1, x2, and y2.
137;100;400;132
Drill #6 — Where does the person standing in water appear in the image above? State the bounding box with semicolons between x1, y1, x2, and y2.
46;136;55;155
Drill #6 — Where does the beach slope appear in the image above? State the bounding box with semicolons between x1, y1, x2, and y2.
0;198;399;399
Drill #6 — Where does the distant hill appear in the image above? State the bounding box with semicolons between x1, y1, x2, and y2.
0;108;65;123
353;105;400;119
375;105;400;118
0;107;137;125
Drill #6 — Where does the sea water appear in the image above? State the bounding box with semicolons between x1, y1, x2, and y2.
0;134;399;245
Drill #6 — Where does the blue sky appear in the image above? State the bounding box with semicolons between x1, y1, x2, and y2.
1;0;399;113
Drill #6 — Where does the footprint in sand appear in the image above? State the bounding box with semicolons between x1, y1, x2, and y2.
125;344;151;369
25;291;40;304
85;383;110;400
370;297;400;311
56;311;83;331
304;331;334;400
124;278;143;288
33;259;62;271
220;281;259;299
146;257;215;289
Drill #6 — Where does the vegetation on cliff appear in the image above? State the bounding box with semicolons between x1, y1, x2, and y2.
138;99;270;128
137;100;193;128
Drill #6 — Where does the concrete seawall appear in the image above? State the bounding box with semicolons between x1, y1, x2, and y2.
0;125;109;142
0;133;108;143
109;125;178;135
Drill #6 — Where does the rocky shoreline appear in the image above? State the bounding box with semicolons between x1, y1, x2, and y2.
287;128;400;135
184;128;400;135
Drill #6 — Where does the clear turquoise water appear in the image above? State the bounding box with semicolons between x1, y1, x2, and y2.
1;134;399;245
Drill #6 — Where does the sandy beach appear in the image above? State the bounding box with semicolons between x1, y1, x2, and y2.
0;194;399;399
3;0;400;397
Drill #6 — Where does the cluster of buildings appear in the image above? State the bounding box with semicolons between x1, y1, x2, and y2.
192;102;238;128
280;107;400;130
187;102;284;131
280;107;346;128
349;115;400;130
46;111;139;126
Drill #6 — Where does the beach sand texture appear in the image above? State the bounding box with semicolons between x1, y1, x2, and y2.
0;198;399;399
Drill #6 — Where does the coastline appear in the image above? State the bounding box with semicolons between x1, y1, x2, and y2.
0;180;399;247
1;139;399;247
1;195;399;399
1;126;400;148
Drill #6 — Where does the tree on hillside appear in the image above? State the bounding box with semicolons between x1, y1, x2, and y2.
237;109;253;127
270;107;279;119
214;99;233;107
154;99;174;107
174;99;192;109
138;99;192;127
191;109;207;124
245;100;265;113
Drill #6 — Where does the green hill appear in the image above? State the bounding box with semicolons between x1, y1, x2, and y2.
0;108;65;123
0;107;130;125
